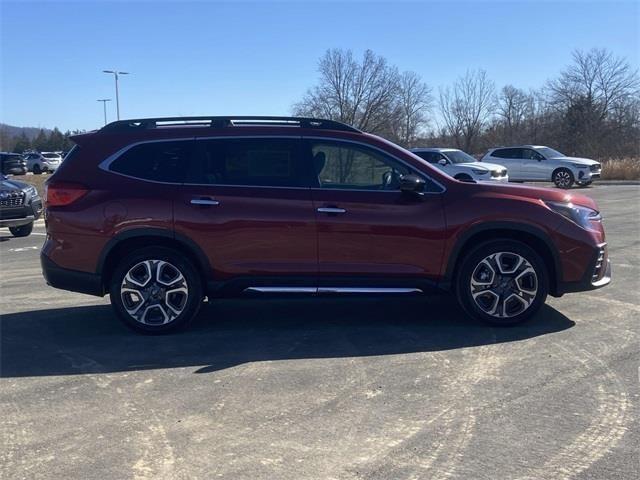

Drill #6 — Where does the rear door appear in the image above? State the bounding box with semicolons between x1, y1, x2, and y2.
174;136;318;288
491;148;523;179
307;139;446;289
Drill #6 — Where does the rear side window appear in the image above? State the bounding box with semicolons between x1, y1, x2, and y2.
110;140;192;182
187;138;306;187
491;148;521;159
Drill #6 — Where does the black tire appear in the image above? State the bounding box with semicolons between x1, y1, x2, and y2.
9;222;33;237
109;246;203;334
552;168;574;189
454;174;473;182
32;164;42;175
455;240;549;326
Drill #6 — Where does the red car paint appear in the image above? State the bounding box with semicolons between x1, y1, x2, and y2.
41;118;610;309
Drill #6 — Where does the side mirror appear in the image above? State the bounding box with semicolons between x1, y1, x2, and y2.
400;174;426;196
438;158;447;166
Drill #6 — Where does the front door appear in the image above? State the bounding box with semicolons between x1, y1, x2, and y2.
521;148;547;180
306;139;446;290
174;136;317;288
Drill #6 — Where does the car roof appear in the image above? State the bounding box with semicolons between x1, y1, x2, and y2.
411;147;458;152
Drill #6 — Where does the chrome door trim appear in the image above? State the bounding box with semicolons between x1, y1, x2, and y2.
317;207;346;214
243;286;423;294
190;198;220;206
318;287;423;294
243;287;317;294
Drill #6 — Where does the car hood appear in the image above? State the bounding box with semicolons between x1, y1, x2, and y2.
552;156;599;166
1;178;31;192
476;181;598;210
463;161;506;171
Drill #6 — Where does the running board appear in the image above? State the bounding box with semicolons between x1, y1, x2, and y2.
243;287;423;294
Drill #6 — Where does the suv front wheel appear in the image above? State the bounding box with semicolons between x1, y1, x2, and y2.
552;168;574;189
455;240;548;326
109;247;203;334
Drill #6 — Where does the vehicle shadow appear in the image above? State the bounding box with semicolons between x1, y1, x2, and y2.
0;296;574;378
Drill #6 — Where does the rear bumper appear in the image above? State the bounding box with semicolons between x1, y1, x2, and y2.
41;253;105;297
556;243;611;295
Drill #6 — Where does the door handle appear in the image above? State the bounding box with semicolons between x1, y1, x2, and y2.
190;197;220;206
317;207;346;214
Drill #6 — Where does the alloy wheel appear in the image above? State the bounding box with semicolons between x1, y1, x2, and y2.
120;260;189;325
469;252;538;318
554;170;572;188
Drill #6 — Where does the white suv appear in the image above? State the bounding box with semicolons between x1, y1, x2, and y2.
482;146;601;189
411;148;508;182
24;152;62;174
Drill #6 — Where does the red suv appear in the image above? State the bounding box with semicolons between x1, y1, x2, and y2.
41;116;611;333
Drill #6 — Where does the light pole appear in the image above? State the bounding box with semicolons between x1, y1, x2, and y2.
102;70;130;120
97;98;112;125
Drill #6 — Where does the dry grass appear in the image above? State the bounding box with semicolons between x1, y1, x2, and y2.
9;173;50;195
600;158;640;180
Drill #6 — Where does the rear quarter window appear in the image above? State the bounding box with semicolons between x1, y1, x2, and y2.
109;140;193;182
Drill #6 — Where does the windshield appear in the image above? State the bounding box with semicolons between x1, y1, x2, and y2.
444;150;478;164
42;153;61;159
535;147;564;158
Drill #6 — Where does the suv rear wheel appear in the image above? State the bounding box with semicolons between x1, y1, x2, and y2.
455;240;548;326
109;247;203;334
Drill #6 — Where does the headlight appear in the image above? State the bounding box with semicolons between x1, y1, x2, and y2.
571;163;588;168
471;168;488;175
545;201;601;229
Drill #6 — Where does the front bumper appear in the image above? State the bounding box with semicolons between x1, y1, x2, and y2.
556;243;611;294
0;195;43;228
0;215;36;228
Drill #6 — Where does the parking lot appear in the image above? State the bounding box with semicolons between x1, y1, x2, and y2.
0;184;638;479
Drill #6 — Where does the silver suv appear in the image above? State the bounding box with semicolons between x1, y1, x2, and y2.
411;148;508;182
482;146;601;189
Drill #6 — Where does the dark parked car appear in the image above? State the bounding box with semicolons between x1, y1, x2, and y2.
41;116;611;333
0;175;43;237
0;152;28;175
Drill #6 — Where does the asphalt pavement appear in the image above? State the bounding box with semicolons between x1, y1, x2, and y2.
0;184;638;480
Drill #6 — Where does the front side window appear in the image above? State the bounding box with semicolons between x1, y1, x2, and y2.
444;150;478;164
535;147;564;159
311;141;410;190
110;140;192;182
187;138;305;187
523;149;544;161
413;151;439;164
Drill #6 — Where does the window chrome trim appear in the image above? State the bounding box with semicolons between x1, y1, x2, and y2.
303;136;446;194
97;134;446;193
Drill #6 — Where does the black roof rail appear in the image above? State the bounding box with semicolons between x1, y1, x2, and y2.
100;116;361;133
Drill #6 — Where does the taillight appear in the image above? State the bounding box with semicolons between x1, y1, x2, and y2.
46;182;89;207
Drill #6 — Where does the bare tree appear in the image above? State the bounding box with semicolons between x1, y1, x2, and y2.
438;70;495;152
547;48;640;155
549;48;639;120
391;71;433;146
293;49;400;134
496;85;531;144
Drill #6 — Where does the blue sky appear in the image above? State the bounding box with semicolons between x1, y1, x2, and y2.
2;0;638;132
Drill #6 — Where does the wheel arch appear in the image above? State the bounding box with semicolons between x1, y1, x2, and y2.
442;222;562;296
98;228;213;291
